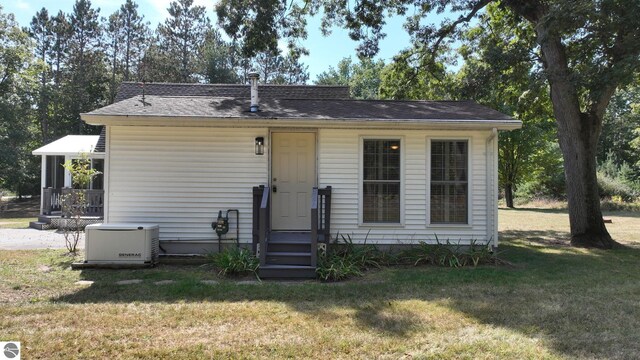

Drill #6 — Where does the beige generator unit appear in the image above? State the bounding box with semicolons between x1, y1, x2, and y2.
84;223;159;265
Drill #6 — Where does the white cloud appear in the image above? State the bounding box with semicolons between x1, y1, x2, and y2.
15;0;31;10
143;0;217;26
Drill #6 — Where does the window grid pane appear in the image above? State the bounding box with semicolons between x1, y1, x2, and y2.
430;140;468;224
363;139;401;223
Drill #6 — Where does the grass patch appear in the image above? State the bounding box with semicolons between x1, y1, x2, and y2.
0;217;35;229
0;209;639;359
0;197;39;228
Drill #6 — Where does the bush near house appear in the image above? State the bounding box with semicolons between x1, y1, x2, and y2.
317;234;503;282
209;247;259;278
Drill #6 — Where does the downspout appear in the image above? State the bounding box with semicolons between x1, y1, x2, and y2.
104;126;111;223
486;128;498;249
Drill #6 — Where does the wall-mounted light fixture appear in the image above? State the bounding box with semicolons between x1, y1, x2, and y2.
255;137;265;155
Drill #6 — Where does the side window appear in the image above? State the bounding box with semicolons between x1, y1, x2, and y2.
430;140;468;224
362;139;401;223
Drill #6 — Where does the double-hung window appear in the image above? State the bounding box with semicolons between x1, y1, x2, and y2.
362;139;401;223
430;140;468;224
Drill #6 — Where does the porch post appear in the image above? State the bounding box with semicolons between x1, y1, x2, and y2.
64;155;72;188
40;156;46;214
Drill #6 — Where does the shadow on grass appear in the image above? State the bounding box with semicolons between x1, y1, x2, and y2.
501;206;567;214
500;229;570;246
502;206;640;219
50;242;640;357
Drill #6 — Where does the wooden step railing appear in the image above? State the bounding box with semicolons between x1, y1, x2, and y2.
60;188;105;217
311;186;332;267
43;187;104;217
252;185;270;260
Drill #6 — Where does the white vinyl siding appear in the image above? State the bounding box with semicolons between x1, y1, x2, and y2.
107;126;268;243
319;129;493;245
105;125;498;249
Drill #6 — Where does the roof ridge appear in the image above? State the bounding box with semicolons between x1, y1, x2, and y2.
275;98;475;103
118;81;348;88
126;95;476;103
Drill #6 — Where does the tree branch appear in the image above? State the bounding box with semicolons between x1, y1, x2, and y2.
590;31;640;119
431;0;494;55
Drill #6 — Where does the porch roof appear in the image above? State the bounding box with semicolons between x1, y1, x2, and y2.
32;135;102;156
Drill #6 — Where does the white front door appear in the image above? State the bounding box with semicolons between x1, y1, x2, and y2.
271;132;316;230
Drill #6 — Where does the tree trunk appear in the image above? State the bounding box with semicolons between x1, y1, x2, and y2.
505;183;514;208
535;24;617;249
557;117;614;248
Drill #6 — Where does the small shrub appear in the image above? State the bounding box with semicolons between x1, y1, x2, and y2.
316;232;392;282
597;171;638;202
398;238;501;268
210;247;259;278
61;154;100;254
516;171;567;202
317;233;506;281
600;198;640;212
316;252;363;281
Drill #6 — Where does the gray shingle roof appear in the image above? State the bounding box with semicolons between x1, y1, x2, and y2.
89;95;515;121
95;127;106;152
114;82;350;102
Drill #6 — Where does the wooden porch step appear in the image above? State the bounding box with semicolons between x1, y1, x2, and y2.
265;251;312;266
37;215;55;223
268;232;312;253
269;231;311;242
29;221;54;230
259;264;316;278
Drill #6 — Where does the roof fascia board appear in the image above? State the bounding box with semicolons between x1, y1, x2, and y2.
82;114;522;131
32;151;106;157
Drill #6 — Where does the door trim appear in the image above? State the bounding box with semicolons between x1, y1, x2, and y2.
269;129;318;230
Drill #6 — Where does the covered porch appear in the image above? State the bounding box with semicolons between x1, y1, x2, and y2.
31;133;105;229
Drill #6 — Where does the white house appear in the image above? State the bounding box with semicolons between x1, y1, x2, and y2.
80;77;521;277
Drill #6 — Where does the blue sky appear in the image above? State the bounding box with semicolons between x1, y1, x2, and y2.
3;0;435;80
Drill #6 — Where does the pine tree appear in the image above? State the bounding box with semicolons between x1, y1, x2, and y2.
67;0;106;134
29;8;53;142
156;0;210;82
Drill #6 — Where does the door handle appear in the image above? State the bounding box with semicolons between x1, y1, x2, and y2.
273;186;277;193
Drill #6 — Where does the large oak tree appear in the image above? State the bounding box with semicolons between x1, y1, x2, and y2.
217;0;640;248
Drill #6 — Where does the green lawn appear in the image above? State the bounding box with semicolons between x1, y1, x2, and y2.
0;217;35;229
1;208;639;359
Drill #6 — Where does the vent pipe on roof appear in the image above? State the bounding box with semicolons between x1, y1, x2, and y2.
249;71;259;112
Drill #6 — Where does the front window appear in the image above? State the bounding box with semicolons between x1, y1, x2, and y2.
430;140;468;224
363;139;401;223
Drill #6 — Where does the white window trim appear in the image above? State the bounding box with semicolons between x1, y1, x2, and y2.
426;136;473;228
358;135;405;227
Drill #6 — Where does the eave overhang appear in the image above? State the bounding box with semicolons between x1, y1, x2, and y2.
81;113;522;131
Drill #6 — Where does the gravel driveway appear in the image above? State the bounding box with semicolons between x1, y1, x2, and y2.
0;229;84;250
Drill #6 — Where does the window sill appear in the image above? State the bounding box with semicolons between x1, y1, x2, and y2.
426;223;473;229
359;222;405;228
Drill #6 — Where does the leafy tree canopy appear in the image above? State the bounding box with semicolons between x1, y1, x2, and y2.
315;57;385;99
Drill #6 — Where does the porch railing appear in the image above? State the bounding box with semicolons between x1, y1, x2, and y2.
42;187;63;215
252;185;270;259
311;186;332;267
43;187;104;217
